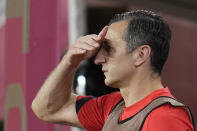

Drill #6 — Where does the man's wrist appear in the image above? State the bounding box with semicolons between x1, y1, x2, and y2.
61;54;79;70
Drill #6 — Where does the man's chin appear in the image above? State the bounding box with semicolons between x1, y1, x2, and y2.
104;79;119;89
104;79;111;87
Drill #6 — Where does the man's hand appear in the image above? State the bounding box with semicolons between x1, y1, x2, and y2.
32;26;108;127
65;26;108;67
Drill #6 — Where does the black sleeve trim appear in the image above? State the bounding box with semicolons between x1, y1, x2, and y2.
185;105;196;131
76;96;94;114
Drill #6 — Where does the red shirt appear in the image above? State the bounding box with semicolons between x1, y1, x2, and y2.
76;87;194;131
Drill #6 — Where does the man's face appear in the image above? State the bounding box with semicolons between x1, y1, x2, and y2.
94;21;136;88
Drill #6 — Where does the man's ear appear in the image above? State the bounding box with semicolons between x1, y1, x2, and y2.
134;45;151;67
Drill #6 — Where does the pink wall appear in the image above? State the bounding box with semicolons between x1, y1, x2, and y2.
6;108;22;131
27;0;69;130
5;17;25;91
4;16;26;131
2;0;71;130
0;24;5;120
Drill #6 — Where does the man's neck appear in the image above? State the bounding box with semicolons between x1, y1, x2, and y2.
119;72;163;107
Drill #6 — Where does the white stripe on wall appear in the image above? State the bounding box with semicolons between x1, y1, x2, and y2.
68;0;86;130
68;0;87;45
0;0;6;28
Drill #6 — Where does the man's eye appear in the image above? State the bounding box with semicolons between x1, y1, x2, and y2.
103;44;111;53
101;41;111;52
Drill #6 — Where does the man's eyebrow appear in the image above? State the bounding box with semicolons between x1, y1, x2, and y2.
102;39;111;44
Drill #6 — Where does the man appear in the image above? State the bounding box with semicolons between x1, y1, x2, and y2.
32;10;195;130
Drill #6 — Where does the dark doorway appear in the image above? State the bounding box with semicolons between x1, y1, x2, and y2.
0;121;3;131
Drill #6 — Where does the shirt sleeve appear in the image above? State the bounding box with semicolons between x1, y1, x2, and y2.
143;104;194;131
76;92;122;131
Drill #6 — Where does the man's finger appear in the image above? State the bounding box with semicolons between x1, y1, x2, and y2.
98;26;108;39
94;26;108;42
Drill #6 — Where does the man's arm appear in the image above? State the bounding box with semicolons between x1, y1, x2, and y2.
31;26;108;127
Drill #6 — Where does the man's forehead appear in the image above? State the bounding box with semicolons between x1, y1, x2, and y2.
109;20;128;32
105;20;128;41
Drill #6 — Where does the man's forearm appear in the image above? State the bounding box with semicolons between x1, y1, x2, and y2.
31;27;107;124
32;55;77;118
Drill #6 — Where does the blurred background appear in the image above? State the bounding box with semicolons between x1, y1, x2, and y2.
0;0;197;130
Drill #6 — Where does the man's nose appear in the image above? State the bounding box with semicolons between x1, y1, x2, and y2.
94;49;106;65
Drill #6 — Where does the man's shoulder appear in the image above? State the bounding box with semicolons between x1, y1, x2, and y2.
143;103;194;130
96;91;122;108
150;102;190;118
76;91;123;128
76;91;122;111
